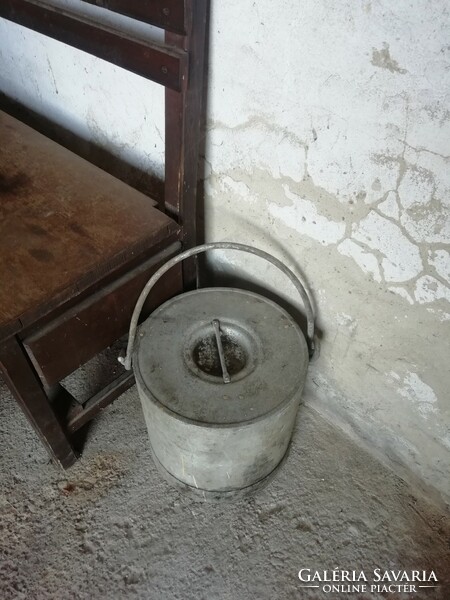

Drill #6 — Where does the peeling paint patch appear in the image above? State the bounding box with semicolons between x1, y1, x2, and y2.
220;175;254;203
429;249;450;284
392;372;438;419
352;211;423;282
426;308;450;321
400;199;450;244
441;435;450;452
206;117;308;183
371;43;407;74
397;167;434;211
414;275;450;304
267;184;346;245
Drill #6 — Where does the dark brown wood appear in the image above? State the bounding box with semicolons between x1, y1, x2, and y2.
67;371;135;434
24;243;182;387
0;111;179;339
0;0;209;467
165;0;208;287
0;336;77;467
0;0;186;90
80;0;186;35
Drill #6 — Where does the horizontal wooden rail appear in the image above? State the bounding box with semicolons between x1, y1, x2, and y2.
80;0;186;35
0;0;186;90
67;371;135;433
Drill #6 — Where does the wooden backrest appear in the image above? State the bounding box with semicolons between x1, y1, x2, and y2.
0;0;208;274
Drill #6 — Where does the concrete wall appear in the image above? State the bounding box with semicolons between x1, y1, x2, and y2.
1;1;449;501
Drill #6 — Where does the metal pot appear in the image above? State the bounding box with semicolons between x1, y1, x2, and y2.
121;243;315;498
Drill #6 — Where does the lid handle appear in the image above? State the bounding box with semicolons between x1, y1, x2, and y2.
212;319;231;384
120;242;315;370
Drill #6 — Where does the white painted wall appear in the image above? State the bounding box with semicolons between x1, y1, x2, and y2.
1;1;449;501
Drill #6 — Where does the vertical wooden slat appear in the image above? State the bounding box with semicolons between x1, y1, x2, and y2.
164;0;208;288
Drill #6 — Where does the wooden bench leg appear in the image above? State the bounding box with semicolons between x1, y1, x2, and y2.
0;336;77;468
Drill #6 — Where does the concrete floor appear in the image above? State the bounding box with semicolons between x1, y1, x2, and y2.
1;369;449;599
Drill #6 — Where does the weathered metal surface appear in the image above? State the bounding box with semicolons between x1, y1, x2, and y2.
134;288;309;495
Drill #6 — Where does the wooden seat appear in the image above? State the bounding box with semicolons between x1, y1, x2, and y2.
0;111;178;337
0;0;208;468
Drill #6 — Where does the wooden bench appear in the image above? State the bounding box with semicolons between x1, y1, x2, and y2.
0;0;208;467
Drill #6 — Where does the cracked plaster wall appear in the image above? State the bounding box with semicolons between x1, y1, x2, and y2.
1;0;449;501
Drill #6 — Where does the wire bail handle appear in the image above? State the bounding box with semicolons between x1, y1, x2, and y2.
121;242;315;370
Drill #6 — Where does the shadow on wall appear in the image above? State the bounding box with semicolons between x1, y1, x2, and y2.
200;256;323;350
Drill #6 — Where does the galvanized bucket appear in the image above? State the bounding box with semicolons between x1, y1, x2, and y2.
121;243;315;499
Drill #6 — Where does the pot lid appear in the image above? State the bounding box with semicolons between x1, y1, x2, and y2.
134;288;308;425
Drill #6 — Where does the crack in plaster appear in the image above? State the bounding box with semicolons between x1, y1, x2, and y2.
205;114;449;308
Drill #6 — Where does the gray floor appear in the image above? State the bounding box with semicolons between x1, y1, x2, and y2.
1;373;449;599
